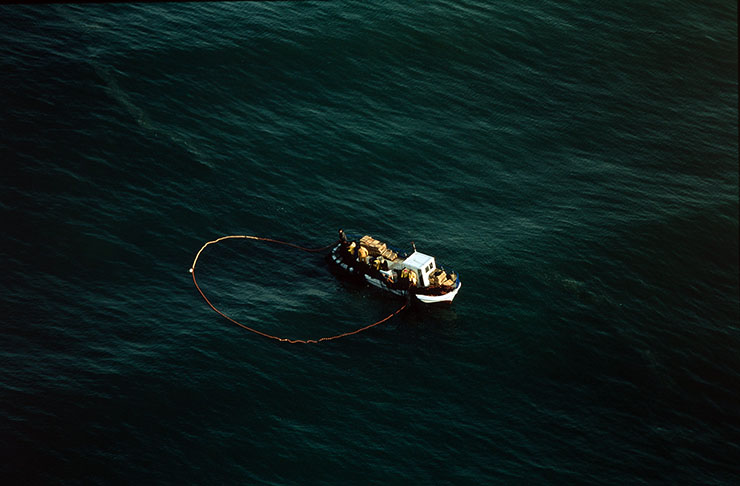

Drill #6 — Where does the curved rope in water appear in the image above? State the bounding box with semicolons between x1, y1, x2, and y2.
190;235;408;343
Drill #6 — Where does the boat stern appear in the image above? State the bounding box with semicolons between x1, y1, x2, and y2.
414;279;462;304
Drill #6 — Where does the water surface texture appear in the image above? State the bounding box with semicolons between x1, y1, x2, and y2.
1;2;738;484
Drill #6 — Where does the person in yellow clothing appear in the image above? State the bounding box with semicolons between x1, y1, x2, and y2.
373;255;385;270
348;241;356;256
408;270;418;287
358;245;369;263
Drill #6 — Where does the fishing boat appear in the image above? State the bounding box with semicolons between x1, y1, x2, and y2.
329;230;461;304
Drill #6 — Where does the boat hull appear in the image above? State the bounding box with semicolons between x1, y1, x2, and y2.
328;243;460;304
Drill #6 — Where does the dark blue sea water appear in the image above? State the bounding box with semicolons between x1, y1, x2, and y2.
1;1;738;484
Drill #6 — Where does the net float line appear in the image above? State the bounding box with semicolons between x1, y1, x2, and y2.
190;235;408;343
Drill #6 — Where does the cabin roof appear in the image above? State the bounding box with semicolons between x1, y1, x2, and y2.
403;251;435;271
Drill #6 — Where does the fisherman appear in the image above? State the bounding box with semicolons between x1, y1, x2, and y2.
399;268;410;289
408;271;418;287
373;256;384;270
348;241;356;256
358;245;369;264
339;229;348;244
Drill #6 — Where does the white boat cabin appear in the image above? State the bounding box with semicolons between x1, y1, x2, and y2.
390;251;436;287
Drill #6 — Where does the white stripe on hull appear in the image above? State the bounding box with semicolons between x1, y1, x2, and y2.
414;281;461;303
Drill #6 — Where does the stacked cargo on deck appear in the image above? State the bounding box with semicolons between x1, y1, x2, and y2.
429;268;456;287
359;235;398;261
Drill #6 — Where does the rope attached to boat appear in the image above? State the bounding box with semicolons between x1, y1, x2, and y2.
190;235;408;343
